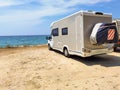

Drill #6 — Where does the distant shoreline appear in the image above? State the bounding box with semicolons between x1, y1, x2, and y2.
0;35;49;37
0;44;48;49
0;35;48;48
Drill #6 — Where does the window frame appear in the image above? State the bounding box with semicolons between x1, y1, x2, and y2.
62;27;68;35
52;28;59;36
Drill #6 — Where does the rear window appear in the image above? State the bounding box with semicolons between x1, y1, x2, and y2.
62;27;68;35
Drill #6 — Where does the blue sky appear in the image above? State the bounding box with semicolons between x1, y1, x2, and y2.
0;0;119;36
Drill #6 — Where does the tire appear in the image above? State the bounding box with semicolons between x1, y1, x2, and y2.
114;47;117;51
64;48;70;57
48;44;52;50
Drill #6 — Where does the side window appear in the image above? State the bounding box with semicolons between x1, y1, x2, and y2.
52;28;59;36
62;27;68;35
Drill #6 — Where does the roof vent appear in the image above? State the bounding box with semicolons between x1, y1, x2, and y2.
95;12;103;15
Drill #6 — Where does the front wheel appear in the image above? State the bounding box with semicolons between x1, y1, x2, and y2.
114;47;117;51
64;48;70;57
48;44;52;50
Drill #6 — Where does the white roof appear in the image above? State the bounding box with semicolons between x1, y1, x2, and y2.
50;10;112;27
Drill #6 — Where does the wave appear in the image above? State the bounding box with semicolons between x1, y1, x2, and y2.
0;35;48;49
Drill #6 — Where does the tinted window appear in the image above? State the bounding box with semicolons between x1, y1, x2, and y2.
62;27;68;35
52;28;59;36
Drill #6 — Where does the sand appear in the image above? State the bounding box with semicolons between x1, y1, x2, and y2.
0;45;120;90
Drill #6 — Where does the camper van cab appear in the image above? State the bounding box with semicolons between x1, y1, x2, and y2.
47;11;118;57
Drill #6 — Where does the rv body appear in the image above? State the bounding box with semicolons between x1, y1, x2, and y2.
47;11;116;57
113;19;120;50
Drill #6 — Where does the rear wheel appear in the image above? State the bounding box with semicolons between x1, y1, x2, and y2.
64;48;70;57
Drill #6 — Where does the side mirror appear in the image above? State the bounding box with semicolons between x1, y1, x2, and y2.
46;36;52;40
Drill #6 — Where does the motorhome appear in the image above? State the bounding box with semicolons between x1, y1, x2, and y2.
113;19;120;50
47;11;118;57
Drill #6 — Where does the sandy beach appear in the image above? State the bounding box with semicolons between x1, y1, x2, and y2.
0;45;120;90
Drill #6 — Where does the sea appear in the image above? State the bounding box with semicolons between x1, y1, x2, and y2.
0;35;48;48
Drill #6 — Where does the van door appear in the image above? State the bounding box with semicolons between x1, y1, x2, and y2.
48;35;53;48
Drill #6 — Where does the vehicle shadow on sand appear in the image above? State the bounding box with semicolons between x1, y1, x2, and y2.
114;48;120;52
53;50;120;67
71;54;120;67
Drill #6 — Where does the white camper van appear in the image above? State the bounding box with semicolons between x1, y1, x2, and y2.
47;11;118;57
113;19;120;50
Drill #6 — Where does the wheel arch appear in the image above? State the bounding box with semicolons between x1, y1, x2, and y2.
63;45;69;53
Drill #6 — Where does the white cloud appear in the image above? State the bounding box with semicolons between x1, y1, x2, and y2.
0;6;69;25
38;0;111;8
0;0;112;7
0;1;22;7
0;0;112;19
0;0;112;35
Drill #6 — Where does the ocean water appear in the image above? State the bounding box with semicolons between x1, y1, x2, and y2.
0;35;48;48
